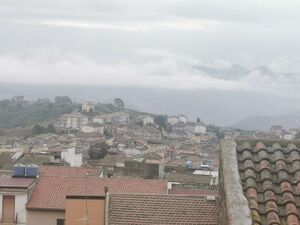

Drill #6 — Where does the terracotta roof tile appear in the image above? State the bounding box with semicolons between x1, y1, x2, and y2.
108;194;219;225
0;175;35;188
27;176;167;210
237;141;300;225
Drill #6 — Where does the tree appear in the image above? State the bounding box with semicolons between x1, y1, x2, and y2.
31;124;46;136
55;96;72;105
88;142;109;160
47;124;56;134
196;117;200;123
295;131;300;139
114;98;125;110
154;115;168;129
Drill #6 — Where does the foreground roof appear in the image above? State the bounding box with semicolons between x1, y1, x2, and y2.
0;175;36;188
221;139;300;225
108;193;219;225
237;141;300;225
27;176;167;210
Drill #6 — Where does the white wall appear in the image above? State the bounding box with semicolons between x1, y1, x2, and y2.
0;193;27;225
15;194;27;224
61;147;82;167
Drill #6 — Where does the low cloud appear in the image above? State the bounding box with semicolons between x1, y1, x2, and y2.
0;47;248;91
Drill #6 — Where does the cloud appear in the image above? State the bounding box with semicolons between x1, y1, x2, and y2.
0;47;249;91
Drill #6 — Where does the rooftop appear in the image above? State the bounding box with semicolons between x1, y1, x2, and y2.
0;175;36;188
220;139;300;225
27;176;167;210
108;193;219;225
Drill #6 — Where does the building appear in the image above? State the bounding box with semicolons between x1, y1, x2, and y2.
81;124;104;134
61;147;82;167
167;116;179;125
26;176;167;225
195;124;207;134
137;115;154;126
56;113;88;130
0;175;36;225
108;194;219;225
219;139;300;225
178;115;188;124
81;102;95;113
96;112;129;125
270;125;284;138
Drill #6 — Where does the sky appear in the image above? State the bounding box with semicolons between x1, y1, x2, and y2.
1;0;300;97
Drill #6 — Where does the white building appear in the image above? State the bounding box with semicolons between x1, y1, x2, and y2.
61;147;82;167
93;116;104;124
57;113;88;130
0;175;36;225
195;125;207;134
283;132;294;140
139;115;154;126
167;116;179;125
81;102;95;112
178;115;188;124
81;124;104;134
97;112;129;124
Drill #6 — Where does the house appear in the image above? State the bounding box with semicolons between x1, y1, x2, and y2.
92;116;104;124
270;125;283;138
96;112;129;125
81;124;104;134
219;139;300;225
26;176;167;225
178;115;188;124
108;193;219;225
137;115;154;126
167;116;179;125
0;173;36;224
283;132;294;140
81;102;95;112
61;147;82;167
56;113;88;130
195;124;207;134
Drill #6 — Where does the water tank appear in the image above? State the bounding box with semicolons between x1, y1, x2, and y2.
26;164;39;177
13;163;25;177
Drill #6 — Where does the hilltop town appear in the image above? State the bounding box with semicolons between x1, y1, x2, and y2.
0;96;221;225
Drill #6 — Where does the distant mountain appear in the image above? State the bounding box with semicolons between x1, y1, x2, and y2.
193;64;249;80
1;83;300;127
232;113;300;131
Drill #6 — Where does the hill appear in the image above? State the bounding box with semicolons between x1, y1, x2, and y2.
232;112;300;131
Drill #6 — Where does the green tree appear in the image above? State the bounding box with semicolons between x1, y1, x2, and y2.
88;142;109;159
47;124;56;134
154;115;168;129
31;124;46;136
295;131;300;139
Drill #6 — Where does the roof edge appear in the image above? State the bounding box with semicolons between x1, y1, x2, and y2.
220;139;252;225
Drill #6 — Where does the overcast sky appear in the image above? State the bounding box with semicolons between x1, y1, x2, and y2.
1;0;300;96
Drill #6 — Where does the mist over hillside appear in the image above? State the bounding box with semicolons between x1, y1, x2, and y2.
1;83;300;127
232;112;300;131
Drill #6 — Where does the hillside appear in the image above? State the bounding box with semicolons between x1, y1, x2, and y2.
232;112;300;131
0;100;77;129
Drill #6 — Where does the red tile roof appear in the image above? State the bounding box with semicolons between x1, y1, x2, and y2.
237;141;300;225
26;176;167;210
0;175;35;188
109;193;220;225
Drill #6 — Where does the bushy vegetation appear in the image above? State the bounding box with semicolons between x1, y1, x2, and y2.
0;98;76;129
88;142;109;159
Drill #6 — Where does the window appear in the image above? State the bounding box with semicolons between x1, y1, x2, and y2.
57;219;65;225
